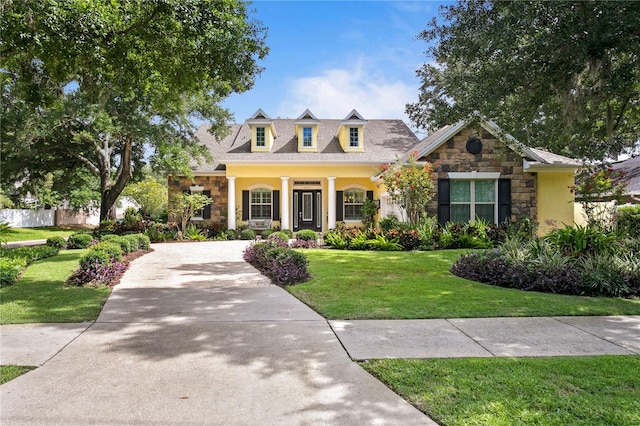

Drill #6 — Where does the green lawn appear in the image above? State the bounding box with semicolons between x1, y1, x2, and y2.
1;226;81;242
288;249;640;319
362;356;640;426
0;250;111;324
0;365;36;384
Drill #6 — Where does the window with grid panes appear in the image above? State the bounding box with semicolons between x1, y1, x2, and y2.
250;189;272;219
344;189;365;220
450;180;496;223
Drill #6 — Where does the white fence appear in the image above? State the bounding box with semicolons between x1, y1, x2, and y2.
0;209;100;228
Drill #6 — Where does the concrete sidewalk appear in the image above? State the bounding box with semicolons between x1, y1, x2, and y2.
1;241;435;425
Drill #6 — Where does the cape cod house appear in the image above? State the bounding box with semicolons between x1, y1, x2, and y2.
168;110;580;235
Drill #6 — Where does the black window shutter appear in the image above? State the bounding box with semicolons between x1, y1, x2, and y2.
437;179;450;225
336;191;344;222
366;190;374;201
272;190;280;220
498;179;511;223
242;190;250;221
202;190;211;219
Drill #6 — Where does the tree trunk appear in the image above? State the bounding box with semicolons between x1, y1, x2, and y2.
98;137;134;222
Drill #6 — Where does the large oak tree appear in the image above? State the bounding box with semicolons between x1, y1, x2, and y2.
1;0;268;220
406;0;640;160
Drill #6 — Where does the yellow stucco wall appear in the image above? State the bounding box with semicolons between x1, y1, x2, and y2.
537;171;576;235
227;163;383;229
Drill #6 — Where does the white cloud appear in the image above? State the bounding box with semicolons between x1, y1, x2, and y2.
275;58;416;121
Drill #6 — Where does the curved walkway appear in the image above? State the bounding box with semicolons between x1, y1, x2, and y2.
1;241;435;425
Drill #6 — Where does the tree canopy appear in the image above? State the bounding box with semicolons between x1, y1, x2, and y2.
1;0;268;220
406;0;640;160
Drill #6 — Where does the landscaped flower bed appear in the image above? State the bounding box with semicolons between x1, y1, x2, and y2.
243;234;310;286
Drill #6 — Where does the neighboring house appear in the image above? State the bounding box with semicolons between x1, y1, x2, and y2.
169;110;580;235
612;156;640;203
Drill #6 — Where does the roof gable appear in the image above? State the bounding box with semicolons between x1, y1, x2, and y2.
411;114;579;169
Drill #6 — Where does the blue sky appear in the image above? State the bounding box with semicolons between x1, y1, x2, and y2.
222;1;450;133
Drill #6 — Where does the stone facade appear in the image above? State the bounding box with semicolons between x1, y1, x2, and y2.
421;127;537;222
168;175;229;225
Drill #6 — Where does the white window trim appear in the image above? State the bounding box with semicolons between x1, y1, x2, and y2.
250;187;273;220
447;172;500;223
189;186;205;221
343;188;366;222
349;127;359;147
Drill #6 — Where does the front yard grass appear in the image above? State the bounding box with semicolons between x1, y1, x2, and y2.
1;226;81;242
0;365;36;384
362;356;640;426
0;250;111;324
288;249;640;319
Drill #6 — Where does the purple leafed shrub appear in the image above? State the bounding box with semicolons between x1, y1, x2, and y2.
68;260;127;286
290;239;319;249
450;251;586;295
243;241;310;286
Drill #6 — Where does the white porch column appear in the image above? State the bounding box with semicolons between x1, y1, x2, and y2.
327;176;336;229
280;176;290;230
227;176;236;230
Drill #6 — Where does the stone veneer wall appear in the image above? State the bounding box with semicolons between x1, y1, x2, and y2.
168;175;228;225
421;127;537;223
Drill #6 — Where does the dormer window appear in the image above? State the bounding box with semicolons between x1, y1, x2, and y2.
248;109;276;152
303;127;313;147
256;127;266;147
337;109;366;152
349;127;359;147
295;109;320;152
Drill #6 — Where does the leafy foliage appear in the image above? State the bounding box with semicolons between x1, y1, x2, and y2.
379;153;436;226
169;192;212;234
66;233;95;249
122;176;168;219
407;1;640;160
243;238;310;286
240;228;256;240
1;0;268;220
617;205;640;236
46;236;67;249
0;257;27;287
573;166;628;228
295;229;318;241
452;226;640;297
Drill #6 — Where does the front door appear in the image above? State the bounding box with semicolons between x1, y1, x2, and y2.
293;190;322;231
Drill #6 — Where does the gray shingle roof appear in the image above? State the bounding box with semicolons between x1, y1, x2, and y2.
192;119;420;173
612;156;640;196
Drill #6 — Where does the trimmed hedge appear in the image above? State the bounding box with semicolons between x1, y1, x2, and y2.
0;257;27;287
0;245;60;287
67;233;94;249
46;236;66;249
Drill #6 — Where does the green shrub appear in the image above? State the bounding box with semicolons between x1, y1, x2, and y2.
378;215;401;233
226;229;238;240
261;229;274;239
617;205;640;236
0;245;60;264
348;229;369;250
280;229;293;239
67;233;94;249
241;228;256;240
366;234;402;251
46;236;66;249
0;257;27;287
135;234;151;250
323;229;348;249
90;242;123;262
123;234;140;251
272;231;290;242
103;235;132;254
545;224;617;256
79;250;112;269
296;229;317;241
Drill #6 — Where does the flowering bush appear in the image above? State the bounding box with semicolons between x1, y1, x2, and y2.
379;152;437;226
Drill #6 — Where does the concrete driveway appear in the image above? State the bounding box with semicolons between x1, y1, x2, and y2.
1;241;434;425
